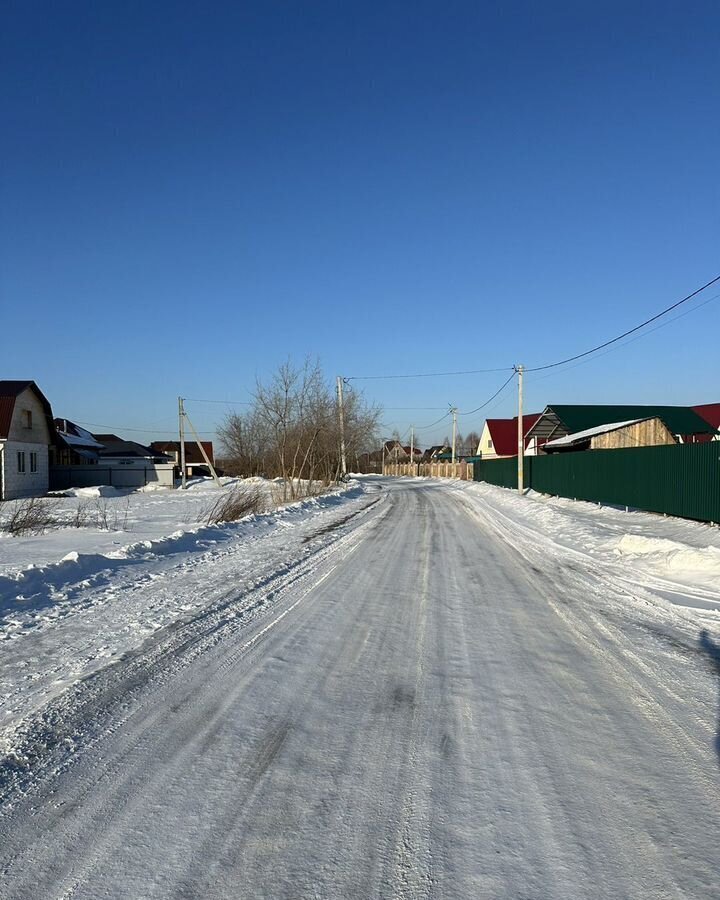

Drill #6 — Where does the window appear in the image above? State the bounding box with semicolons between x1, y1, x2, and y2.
487;439;493;449
17;451;26;473
22;410;32;429
30;452;38;473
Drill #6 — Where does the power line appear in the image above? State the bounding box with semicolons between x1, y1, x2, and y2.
413;411;452;431
526;272;720;373
348;271;720;386
183;397;253;405
530;289;720;385
76;420;216;435
458;371;516;416
345;366;513;381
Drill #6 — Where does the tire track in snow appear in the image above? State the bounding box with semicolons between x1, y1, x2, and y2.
0;495;389;897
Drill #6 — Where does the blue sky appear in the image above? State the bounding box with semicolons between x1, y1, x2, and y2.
2;1;718;448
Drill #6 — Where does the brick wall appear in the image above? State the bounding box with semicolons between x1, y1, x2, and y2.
1;441;50;500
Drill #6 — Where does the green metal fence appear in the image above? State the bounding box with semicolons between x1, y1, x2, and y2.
473;442;720;523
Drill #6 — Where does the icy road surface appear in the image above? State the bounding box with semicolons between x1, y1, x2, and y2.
1;479;719;899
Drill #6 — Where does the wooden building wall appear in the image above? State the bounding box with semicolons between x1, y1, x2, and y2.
591;417;676;451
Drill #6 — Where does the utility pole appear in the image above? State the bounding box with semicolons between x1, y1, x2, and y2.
178;396;187;490
382;440;386;475
516;365;524;494
451;406;458;466
336;376;347;478
409;425;414;476
184;410;222;488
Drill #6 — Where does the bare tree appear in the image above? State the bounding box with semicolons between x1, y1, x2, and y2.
218;359;380;496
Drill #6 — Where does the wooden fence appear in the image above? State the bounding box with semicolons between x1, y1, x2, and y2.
383;461;474;480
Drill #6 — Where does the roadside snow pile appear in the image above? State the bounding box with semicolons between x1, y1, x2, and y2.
459;480;720;617
615;534;720;588
0;481;364;615
0;478;351;577
50;485;125;498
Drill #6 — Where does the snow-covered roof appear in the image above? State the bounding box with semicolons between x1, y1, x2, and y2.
544;419;648;449
56;421;105;449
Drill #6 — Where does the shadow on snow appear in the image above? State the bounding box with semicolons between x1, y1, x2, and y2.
699;629;720;766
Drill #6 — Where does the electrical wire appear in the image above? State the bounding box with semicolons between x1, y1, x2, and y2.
458;371;517;416
413;411;452;431
530;289;720;385
346;272;720;384
183;397;253;405
76;421;215;435
345;366;513;381
525;272;720;373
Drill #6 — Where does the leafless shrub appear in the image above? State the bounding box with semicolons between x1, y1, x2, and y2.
71;499;91;528
112;495;132;531
199;486;267;525
90;495;131;531
1;497;60;536
92;496;111;531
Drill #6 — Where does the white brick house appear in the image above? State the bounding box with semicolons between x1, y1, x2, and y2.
0;381;55;500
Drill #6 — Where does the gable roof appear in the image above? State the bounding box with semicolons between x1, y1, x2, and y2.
544;418;651;450
92;435;171;460
0;380;56;440
693;403;720;430
484;414;541;456
151;441;215;464
54;418;106;450
526;405;715;440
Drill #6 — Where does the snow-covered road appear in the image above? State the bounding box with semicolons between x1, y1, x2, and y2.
1;479;719;898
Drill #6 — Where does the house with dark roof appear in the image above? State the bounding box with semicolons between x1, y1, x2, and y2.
53;419;105;466
0;381;56;500
476;414;541;459
422;444;450;462
382;440;407;462
92;435;172;465
150;441;215;478
525;405;717;455
48;431;174;491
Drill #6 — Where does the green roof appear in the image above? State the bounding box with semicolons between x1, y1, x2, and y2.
540;405;715;437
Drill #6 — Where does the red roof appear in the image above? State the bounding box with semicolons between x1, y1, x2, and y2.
485;414;541;456
0;381;55;440
693;404;720;430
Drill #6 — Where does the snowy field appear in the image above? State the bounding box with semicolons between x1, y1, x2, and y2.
0;476;312;575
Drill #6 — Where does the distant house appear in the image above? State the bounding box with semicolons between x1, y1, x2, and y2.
402;445;422;461
92;435;172;466
543;417;677;453
693;404;720;441
151;441;215;478
525;405;716;455
49;431;174;491
422;444;450;462
383;440;407;462
0;380;56;500
53;419;105;465
476;415;541;459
